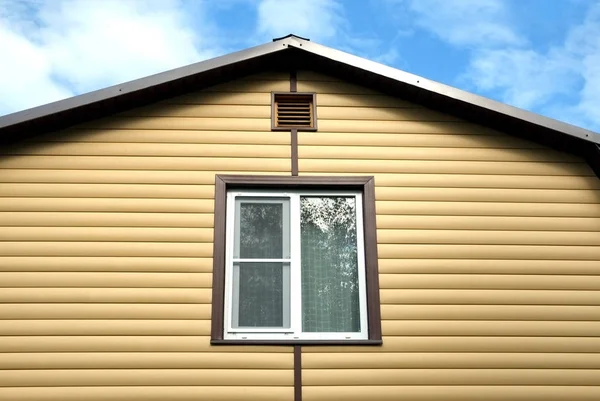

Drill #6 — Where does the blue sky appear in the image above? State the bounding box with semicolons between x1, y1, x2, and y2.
2;0;600;132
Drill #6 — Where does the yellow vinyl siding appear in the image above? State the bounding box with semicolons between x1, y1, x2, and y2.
0;72;293;400
297;71;600;400
2;66;600;401
0;387;292;401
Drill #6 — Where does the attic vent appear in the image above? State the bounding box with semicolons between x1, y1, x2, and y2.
272;92;317;131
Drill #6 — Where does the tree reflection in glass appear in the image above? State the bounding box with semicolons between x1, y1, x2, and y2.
301;196;360;332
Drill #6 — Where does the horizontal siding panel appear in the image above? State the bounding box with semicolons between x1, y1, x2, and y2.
297;71;344;82
1;352;293;369
379;274;600;290
0;212;214;227
302;352;600;369
0;198;213;213
0;272;212;288
314;173;600;190
313;93;416;108
0;257;211;272
377;229;600;245
0;303;211;319
317;120;502;135
303;386;600;401
0;170;255;185
237;71;290;80
164;91;272;105
318;106;460;122
379;259;600;275
0;227;212;242
0;319;211;335
305;336;600;353
0;387;293;401
380;289;600;305
0;369;292;387
380;304;600;321
303;368;600;386
380;320;600;336
0;336;293;353
78;117;271;131
299;146;577;162
375;187;600;203
38;130;290;144
299;132;543;148
0;184;214;199
376;201;600;217
378;244;600;260
301;159;593;176
377;215;600;231
0;242;212;257
0;156;289;171
0;288;211;303
201;79;289;93
298;80;380;95
120;104;270;118
6;143;289;157
11;335;600;354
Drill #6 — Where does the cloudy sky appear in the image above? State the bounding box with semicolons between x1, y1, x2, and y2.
1;0;600;132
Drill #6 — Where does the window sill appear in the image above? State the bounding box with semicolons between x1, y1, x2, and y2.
211;339;383;346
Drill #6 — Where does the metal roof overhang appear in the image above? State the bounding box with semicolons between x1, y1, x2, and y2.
1;35;599;169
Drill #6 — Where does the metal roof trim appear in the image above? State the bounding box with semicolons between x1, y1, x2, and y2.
285;37;600;145
1;34;598;147
0;38;292;130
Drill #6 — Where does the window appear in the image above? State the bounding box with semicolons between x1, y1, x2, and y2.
211;175;381;344
271;92;317;131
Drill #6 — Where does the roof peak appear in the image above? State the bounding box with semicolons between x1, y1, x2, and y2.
272;34;310;42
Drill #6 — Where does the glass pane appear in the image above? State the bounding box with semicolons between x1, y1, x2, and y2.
237;200;286;259
301;196;360;332
232;262;290;328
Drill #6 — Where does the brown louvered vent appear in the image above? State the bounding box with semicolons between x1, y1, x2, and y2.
272;93;316;131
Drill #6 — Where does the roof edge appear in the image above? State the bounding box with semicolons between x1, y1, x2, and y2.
0;37;297;130
1;35;598;148
285;38;600;146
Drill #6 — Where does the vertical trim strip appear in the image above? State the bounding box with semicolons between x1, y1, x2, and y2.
291;128;299;176
294;345;302;401
291;70;301;401
210;175;227;340
290;70;297;92
290;70;299;176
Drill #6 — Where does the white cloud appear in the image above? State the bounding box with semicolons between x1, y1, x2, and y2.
389;0;600;131
402;0;523;48
256;0;345;42
466;48;579;109
0;20;72;113
0;0;220;116
562;4;600;128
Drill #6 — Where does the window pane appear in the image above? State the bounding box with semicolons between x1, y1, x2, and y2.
237;200;287;259
301;196;360;332
232;262;290;328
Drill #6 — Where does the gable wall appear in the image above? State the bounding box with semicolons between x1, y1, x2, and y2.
0;70;599;401
296;71;600;401
0;72;294;401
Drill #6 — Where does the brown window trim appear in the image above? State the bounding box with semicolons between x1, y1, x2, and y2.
271;92;318;132
210;174;382;345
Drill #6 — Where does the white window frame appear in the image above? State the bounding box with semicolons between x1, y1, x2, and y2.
223;189;368;341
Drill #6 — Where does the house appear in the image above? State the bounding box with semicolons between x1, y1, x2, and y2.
1;34;600;401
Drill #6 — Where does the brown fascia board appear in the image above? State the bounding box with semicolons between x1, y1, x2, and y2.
1;34;599;152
